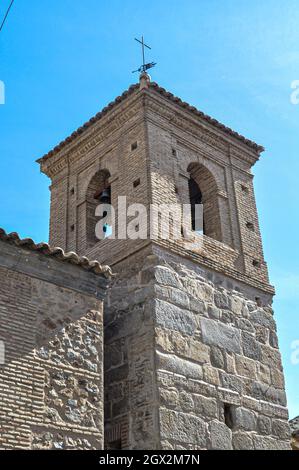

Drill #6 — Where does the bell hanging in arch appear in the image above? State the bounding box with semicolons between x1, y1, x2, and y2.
98;188;111;204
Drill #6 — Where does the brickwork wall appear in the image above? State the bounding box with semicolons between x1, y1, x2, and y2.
41;83;271;290
145;94;269;286
44;93;151;269
49;173;68;249
0;241;106;450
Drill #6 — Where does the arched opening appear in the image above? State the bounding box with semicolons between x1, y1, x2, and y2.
86;169;111;245
188;176;204;233
187;162;222;241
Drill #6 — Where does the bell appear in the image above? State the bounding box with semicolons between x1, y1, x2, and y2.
99;188;110;204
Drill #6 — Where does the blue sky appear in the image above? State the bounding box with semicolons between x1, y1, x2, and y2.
0;0;298;418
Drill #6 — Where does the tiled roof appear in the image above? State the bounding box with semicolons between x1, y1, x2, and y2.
150;82;264;152
37;84;139;164
0;228;112;278
37;81;263;164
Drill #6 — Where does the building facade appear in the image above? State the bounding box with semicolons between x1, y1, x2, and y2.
0;74;291;450
0;230;110;449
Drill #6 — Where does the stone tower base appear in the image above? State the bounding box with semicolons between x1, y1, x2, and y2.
104;244;290;450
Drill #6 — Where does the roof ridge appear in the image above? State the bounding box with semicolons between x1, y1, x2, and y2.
37;80;263;165
0;228;112;278
149;82;264;152
37;83;140;164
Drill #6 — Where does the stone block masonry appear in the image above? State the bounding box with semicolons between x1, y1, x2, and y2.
104;245;290;450
0;231;109;450
290;416;299;450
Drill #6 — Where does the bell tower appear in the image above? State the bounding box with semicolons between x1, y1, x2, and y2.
38;74;290;450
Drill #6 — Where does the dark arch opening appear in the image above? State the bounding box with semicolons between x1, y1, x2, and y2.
187;162;222;241
188;177;204;233
86;169;111;245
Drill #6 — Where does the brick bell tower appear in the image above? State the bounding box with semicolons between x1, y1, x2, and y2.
38;73;290;450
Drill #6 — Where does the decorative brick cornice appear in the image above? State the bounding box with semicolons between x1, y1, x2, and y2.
37;81;264;173
0;228;112;278
149;83;264;153
37;84;139;165
40;98;143;178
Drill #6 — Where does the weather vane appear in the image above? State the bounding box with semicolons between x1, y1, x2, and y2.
133;36;156;74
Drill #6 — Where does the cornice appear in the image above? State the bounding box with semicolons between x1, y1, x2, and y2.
40;95;144;178
37;80;264;178
144;91;260;166
148;83;264;153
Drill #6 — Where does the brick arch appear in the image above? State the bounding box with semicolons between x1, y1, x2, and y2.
86;169;111;246
187;162;222;242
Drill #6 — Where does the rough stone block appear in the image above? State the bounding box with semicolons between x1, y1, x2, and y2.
232;432;254;450
256;363;271;384
218;388;241;406
193;395;218;419
214;291;231;310
201;318;241;353
155;328;210;364
250;309;276;331
272;419;291;439
253;435;290;450
261;345;282;369
236;318;255;334
257;415;271;435
250;382;287;406
232;407;257;431
155;266;182;288
241;332;261;360
179;391;194;412
269;330;279;348
203;364;220;386
181;277;214;303
207;305;221;320
155;300;196;336
225;353;236;374
160;409;207;447
187;379;217;398
254;325;269;344
168;288;190;309
270;369;285;388
220;371;243;394
242;395;260;412
210;346;225;369
105;363;128;383
159;389;179;408
156;352;203;380
220;310;234;324
230;296;245;315
259;401;289;419
209;420;232;450
235;355;256;379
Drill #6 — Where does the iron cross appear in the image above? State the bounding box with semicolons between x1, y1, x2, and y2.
135;36;151;68
133;36;156;74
